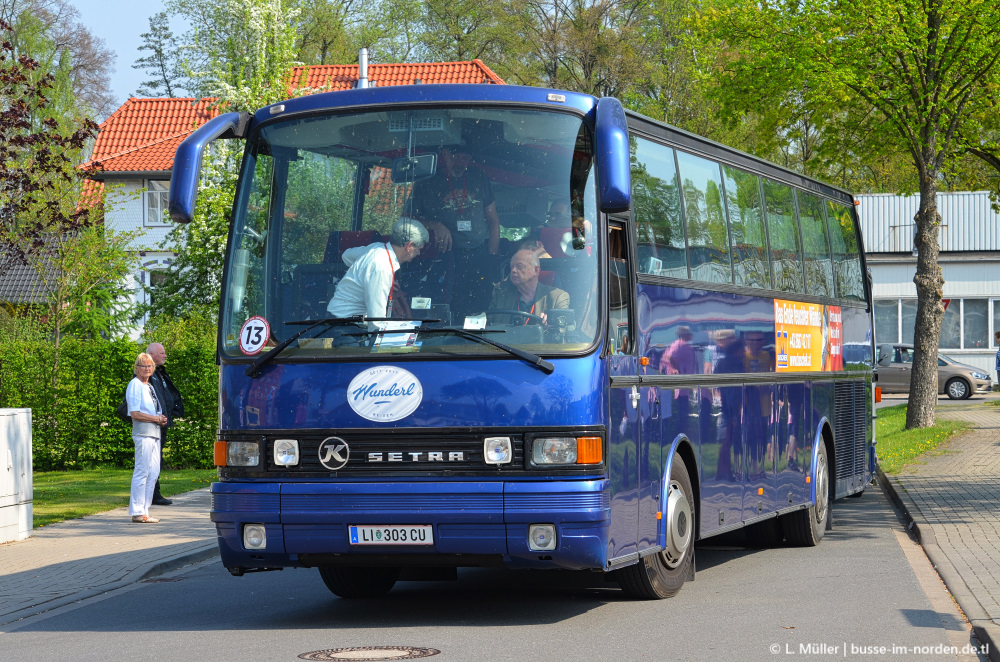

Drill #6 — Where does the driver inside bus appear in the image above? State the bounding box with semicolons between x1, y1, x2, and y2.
326;217;429;320
489;248;569;325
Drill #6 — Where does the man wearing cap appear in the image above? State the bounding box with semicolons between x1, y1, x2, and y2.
408;143;501;316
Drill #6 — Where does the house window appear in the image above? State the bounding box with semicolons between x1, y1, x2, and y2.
875;297;990;349
993;299;1000;347
146;181;171;227
144;268;172;313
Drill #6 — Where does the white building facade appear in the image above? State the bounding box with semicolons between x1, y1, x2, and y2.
857;191;1000;375
103;178;177;336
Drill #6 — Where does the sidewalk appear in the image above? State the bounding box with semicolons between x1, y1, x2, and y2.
879;397;1000;662
0;487;217;628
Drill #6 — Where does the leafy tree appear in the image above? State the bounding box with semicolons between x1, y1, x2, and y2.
166;0;301;106
132;11;186;97
623;0;717;137
699;0;1000;428
418;0;530;72
145;154;235;322
514;0;654;97
148;0;302;320
0;20;98;277
1;0;117;118
38;222;140;349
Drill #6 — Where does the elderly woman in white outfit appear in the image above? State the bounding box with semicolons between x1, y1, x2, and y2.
128;352;169;523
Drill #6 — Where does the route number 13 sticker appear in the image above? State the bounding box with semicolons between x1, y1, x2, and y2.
239;316;270;355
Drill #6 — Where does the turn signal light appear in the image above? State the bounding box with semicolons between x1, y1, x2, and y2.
875;386;882;403
576;437;602;464
215;441;228;467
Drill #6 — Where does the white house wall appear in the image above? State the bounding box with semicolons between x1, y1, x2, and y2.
103;179;179;338
860;191;1000;378
859;191;1000;253
103;180;176;252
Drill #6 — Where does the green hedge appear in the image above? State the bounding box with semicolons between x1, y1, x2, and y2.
0;337;218;470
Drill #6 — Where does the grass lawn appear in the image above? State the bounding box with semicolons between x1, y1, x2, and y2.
876;403;969;474
33;468;217;528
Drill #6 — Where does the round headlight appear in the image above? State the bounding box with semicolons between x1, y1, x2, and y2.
243;524;266;550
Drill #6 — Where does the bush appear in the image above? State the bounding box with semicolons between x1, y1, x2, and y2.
0;330;218;470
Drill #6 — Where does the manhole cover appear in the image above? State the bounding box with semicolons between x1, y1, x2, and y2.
299;647;440;661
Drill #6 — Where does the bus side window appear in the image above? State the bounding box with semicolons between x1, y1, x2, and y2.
826;200;865;301
609;224;632;354
763;177;804;294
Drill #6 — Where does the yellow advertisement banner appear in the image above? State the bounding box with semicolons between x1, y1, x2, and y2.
774;300;823;372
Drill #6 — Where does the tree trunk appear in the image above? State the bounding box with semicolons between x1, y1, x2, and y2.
905;174;945;429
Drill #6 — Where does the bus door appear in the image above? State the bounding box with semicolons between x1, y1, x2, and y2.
607;222;640;562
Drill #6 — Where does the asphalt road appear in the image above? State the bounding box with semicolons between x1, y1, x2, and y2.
1;487;988;662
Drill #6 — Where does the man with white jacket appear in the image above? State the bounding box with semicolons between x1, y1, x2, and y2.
327;217;429;319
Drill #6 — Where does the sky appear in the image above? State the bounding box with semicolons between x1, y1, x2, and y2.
69;0;183;113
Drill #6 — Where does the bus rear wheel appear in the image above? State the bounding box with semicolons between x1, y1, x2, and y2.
319;566;400;598
782;442;830;546
616;451;694;599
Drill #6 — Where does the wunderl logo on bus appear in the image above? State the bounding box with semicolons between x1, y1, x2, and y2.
347;366;423;422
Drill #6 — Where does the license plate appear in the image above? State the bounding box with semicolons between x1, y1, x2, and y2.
349;525;434;546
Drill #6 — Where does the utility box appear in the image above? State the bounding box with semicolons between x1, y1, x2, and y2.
0;408;32;543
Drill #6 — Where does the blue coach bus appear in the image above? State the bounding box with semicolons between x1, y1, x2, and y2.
170;83;875;599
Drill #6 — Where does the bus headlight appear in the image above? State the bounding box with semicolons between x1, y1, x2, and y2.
531;436;602;465
273;439;299;466
533;437;576;464
484;437;512;464
243;524;266;550
226;441;260;467
528;524;557;551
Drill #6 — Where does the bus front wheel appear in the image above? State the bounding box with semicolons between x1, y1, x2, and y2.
319;566;400;598
615;451;694;599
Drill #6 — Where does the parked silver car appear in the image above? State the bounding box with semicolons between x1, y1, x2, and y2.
876;344;993;399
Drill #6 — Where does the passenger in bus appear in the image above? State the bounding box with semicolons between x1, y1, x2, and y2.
489;248;569;325
326;217;429;320
408;142;500;317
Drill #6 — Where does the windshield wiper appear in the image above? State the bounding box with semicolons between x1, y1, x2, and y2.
245;316;363;378
412;326;555;374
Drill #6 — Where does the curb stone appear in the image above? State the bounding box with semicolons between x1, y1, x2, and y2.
878;468;1000;662
0;543;219;628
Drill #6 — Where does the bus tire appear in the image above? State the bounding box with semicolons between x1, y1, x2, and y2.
616;451;694;599
783;442;830;546
318;566;400;598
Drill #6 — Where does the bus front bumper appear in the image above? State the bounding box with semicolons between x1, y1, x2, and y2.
211;480;611;572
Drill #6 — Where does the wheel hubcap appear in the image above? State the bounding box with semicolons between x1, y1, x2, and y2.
948;381;967;398
662;479;692;568
815;451;829;524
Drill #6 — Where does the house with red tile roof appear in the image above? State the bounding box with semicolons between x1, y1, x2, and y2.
81;59;503;333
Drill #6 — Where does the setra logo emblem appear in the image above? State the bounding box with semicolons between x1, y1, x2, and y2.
317;437;350;471
347;366;423;422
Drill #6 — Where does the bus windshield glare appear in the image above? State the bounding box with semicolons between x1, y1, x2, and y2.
221;106;599;359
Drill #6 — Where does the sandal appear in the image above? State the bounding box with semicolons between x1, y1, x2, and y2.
131;515;160;523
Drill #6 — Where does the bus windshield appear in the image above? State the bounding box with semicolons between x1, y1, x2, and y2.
221;106;599;359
